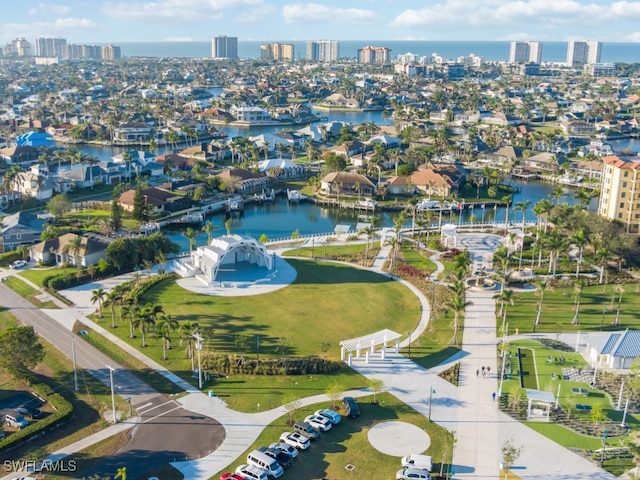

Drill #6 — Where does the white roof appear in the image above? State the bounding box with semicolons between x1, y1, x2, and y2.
334;224;351;234
258;158;299;172
525;389;555;404
340;329;402;351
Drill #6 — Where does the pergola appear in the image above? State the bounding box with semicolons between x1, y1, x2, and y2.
525;389;556;420
339;329;402;365
440;223;457;247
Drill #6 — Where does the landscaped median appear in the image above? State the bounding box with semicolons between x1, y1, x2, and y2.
213;393;455;480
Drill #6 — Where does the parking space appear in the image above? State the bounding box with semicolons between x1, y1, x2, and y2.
0;390;46;434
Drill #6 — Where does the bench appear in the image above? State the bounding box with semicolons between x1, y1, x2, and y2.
575;404;592;412
572;388;589;396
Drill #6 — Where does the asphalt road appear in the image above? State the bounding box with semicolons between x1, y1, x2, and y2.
0;284;225;479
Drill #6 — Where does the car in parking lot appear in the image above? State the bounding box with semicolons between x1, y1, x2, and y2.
279;432;310;450
235;464;268;480
293;420;321;440
220;474;244;480
315;408;341;424
5;413;29;429
10;260;27;269
259;447;293;469
268;442;299;458
342;396;360;418
16;405;42;419
304;414;332;431
396;467;432;480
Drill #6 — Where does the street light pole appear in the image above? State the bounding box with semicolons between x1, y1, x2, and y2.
72;336;78;392
193;333;203;390
107;365;117;424
407;331;411;359
428;387;435;421
600;306;606;331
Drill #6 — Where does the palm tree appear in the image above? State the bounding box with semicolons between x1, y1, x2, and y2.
596;247;611;285
120;303;136;338
133;308;154;347
571;228;588;278
66;235;83;266
513;200;531;229
156;315;179;360
551;185;565;205
179;321;200;370
453;250;472;276
115;467;126;480
448;295;472;346
202;220;217;245
571;279;586;325
105;289;123;329
91;287;106;319
183;227;197;251
532;279;550;332
546;231;566;278
613;284;625;326
495;288;514;332
224;218;232;236
493;245;511;294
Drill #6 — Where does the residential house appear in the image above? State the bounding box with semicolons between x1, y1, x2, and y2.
119;187;193;214
29;232;110;267
216;168;271;194
13;164;54;200
477;146;519;169
113;122;152;142
568;159;603;181
0;212;46;252
328;140;366;160
0;145;40;165
258;158;305;179
482;113;522;126
319;93;360;109
410;164;466;197
386;176;413;195
523;152;559;173
229;105;272;122
367;134;401;149
319;172;375;196
560;120;595;135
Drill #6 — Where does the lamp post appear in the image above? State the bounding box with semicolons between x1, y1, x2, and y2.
107;365;117;424
407;331;411;359
193;333;204;389
72;335;78;392
428;387;436;421
600;306;606;331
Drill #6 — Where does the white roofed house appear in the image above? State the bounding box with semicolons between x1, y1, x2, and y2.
14;169;53;201
113;122;152;142
230;105;272;122
585;329;640;369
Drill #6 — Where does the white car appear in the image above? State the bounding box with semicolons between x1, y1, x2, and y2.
279;431;310;450
396;467;432;480
235;464;268;480
10;260;27;269
268;442;299;458
315;408;341;425
304;414;332;432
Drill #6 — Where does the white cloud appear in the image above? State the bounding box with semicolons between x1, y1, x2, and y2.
53;17;96;28
28;3;72;15
622;32;640;42
282;3;378;25
234;4;276;23
101;0;261;21
0;18;97;43
50;5;72;15
391;0;640;31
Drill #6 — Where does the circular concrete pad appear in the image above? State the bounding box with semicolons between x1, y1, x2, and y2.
367;421;431;457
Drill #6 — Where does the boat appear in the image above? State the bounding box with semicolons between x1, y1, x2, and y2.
416;199;460;213
356;198;377;210
557;175;584;186
287;189;307;203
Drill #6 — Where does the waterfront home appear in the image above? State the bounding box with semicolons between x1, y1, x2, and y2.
113;122;152;142
216;168;271;194
229;105;272;122
560;120;595;135
13;170;53;201
0;212;46;252
523;152;560;173
119;186;193;214
318;93;360;109
568;159;603;181
482;112;522;127
258;158;305;179
367;134;401;149
15;131;54;147
29;232;110;267
476;146;519;169
0;145;39;165
577;140;613;158
410;164;465;198
386;176;413;195
319;172;375;196
328;140;366;160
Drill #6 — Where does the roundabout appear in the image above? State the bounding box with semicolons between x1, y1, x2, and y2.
367;421;431;457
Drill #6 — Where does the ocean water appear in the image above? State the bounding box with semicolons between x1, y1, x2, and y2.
117;40;640;63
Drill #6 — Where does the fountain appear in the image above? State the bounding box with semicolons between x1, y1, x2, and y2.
466;268;497;290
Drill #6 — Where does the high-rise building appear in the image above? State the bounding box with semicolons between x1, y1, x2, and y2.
102;44;122;60
4;38;32;56
211;36;238;59
567;40;601;67
508;41;542;63
35;37;67;57
358;46;392;64
598;155;640;234
260;43;295;61
306;40;339;62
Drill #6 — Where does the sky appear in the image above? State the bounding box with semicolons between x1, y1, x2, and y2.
3;0;640;45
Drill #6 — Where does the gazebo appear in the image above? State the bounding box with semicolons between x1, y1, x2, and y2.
189;234;274;284
441;223;457;247
525;389;556;420
339;329;402;365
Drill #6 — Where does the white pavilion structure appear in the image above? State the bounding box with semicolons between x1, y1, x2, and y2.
188;234;274;284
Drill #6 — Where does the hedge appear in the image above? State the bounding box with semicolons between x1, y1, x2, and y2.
0;250;23;267
0;381;73;452
207;355;342;376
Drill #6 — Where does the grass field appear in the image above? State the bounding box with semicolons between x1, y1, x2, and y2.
508;282;640;333
213;392;454;480
282;241;380;260
19;267;79;287
94;259;420;409
517;348;539;390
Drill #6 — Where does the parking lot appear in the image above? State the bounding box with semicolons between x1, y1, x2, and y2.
0;390;46;435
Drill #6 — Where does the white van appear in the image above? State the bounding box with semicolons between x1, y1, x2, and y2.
247;450;284;478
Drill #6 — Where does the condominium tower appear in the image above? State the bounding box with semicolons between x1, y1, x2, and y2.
35;37;67;57
260;43;295;61
598;155;640;234
508;41;543;63
306;40;339;62
211;36;238;59
358;46;392;64
567;41;601;67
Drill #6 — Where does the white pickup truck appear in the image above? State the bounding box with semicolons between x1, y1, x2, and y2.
401;454;433;472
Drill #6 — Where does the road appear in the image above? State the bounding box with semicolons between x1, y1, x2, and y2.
0;284;224;479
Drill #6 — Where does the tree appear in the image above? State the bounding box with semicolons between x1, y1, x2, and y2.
368;378;385;404
327;382;344;410
109;197;123;233
180;321;200;370
591;403;607;426
613;284;625;326
105;288;123;329
448;295;472;346
501;439;523;479
183;227;197;251
0;326;45;379
571;228;588;278
156;315;179;360
284;397;302;425
572;279;586;325
132;184;149;222
115;467;127;480
202;220;217;245
47;194;71;217
91;287;106;319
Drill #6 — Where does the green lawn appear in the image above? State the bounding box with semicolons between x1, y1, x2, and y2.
2;276;58;308
97;259;421;409
400;243;438;273
283;241;380;260
517;348;539;389
20;267;79;287
213;393;454;480
508;283;640;334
